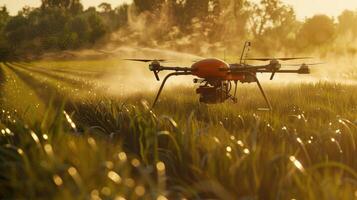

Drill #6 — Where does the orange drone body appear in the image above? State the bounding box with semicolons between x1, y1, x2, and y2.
125;41;314;109
191;58;245;80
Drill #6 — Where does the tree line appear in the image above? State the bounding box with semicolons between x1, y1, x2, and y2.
0;0;128;60
0;0;357;60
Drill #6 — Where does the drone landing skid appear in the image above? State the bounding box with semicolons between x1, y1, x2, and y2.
152;72;192;108
152;72;272;111
242;73;272;111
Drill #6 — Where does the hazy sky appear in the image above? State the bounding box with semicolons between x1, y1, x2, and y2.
0;0;357;20
284;0;357;19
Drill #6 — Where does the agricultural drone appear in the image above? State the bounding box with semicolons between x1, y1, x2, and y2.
126;42;320;110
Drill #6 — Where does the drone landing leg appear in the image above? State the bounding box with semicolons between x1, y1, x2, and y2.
245;73;272;111
152;72;191;108
255;78;272;111
232;81;238;103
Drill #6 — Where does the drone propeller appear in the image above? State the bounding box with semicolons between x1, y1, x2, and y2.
124;58;166;81
245;57;313;61
282;63;324;67
124;59;167;63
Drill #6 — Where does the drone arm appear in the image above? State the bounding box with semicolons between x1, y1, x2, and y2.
226;64;270;71
151;66;192;81
159;66;192;72
227;65;310;75
152;72;191;108
256;69;310;74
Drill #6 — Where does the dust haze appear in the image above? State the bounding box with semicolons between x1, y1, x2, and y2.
102;49;200;97
40;0;357;95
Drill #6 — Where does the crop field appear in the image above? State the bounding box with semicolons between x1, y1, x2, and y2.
0;60;357;199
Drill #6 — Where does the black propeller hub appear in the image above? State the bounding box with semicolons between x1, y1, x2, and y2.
298;64;310;74
149;60;162;81
149;60;161;71
269;59;282;70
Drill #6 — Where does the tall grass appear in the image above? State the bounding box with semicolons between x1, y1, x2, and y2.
0;81;356;199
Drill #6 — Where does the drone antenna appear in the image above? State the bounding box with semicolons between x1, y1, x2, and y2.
240;41;251;64
243;42;251;65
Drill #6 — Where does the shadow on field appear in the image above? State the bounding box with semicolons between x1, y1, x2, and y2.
4;63;66;107
11;63;95;90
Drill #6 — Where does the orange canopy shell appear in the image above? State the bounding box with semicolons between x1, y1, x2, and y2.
191;58;229;79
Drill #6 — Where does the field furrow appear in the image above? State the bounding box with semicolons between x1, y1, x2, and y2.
17;62;103;78
0;63;46;120
5;63;75;107
10;62;98;90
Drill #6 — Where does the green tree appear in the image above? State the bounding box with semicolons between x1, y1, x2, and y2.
34;8;69;37
98;2;120;31
245;0;299;54
18;6;34;17
98;2;112;13
338;10;357;37
0;6;13;61
4;15;28;46
114;4;129;28
68;16;90;43
133;0;164;12
184;0;210;19
41;0;71;8
0;6;9;30
85;6;97;13
169;0;220;29
297;15;335;47
41;0;83;14
249;0;296;38
215;0;250;46
87;12;107;43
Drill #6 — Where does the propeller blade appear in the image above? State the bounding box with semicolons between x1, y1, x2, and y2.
282;63;324;67
245;57;313;61
124;59;167;63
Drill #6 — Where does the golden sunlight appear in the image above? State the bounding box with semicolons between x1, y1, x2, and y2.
284;0;357;19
